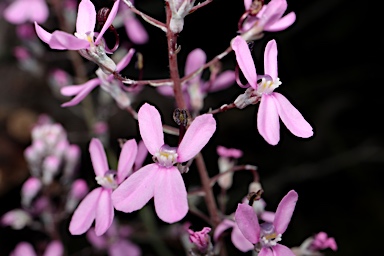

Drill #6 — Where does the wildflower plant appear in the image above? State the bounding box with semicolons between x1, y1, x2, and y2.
1;0;338;255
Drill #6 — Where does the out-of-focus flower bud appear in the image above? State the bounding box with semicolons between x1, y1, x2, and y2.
21;177;42;207
65;179;88;212
1;209;32;230
42;156;60;184
188;227;213;254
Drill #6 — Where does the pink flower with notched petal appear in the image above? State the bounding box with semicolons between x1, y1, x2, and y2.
4;0;48;25
69;138;137;236
235;190;298;255
112;103;216;223
232;36;313;145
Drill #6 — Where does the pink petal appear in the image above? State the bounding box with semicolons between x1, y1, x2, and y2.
108;240;141;256
260;0;287;28
134;140;148;172
213;219;234;241
50;31;90;50
61;78;100;107
112;164;157;213
44;241;63;256
234;203;260;244
117;139;138;184
124;16;149;45
272;93;313;138
231;36;257;89
76;0;96;34
260;211;275;223
137;103;164;156
231;224;254;252
11;242;36;256
95;189;114;236
154;166;188;223
61;78;100;96
264;12;296;32
244;0;252;9
157;85;174;97
257;95;280;145
86;228;108;249
69;187;102;235
273;190;298;234
116;48;135;73
185;49;206;83
327;237;338;251
259;247;274;256
30;0;49;24
206;70;236;92
89;138;109;177
95;0;120;44
264;40;278;81
272;244;296;256
4;1;30;24
34;22;52;45
177;114;216;163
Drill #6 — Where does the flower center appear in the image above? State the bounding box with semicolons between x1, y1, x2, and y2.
259;222;282;247
256;76;281;95
154;144;178;168
95;170;118;189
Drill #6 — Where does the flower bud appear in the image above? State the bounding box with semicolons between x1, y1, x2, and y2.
188;227;212;254
21;177;42;207
42;156;60;184
1;209;32;230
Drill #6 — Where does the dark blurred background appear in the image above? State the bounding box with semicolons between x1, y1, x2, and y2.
1;0;383;255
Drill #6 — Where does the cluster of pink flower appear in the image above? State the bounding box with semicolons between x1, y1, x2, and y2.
1;0;338;255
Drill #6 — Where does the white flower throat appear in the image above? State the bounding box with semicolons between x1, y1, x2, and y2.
256;77;282;95
259;222;282;247
154;145;178;168
96;170;118;189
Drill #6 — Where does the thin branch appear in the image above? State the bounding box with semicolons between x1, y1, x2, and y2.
207;103;237;115
189;0;214;13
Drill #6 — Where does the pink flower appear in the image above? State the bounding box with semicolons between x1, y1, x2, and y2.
235;190;298;255
232;36;313;145
311;232;337;251
158;48;235;111
188;227;212;253
69;138;137;236
112;103;216;223
4;0;48;25
216;146;243;190
60;48;135;107
10;241;63;256
119;0;148;44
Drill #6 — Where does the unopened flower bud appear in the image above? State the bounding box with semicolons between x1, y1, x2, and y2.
66;179;89;212
21;177;42;207
42;156;60;184
63;144;81;179
188;227;212;254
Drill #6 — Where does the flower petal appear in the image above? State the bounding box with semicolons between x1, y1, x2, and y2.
76;0;96;34
137;103;164;156
69;187;102;235
34;22;52;45
177;114;216;162
95;0;121;44
231;36;257;89
124;16;149;45
272;244;296;256
185;49;206;82
244;0;252;9
257;95;280;145
11;242;36;256
231;224;254;252
272;93;313;138
213;219;234;241
89;138;109;177
43;241;63;256
274;190;298;234
86;228;108;249
234;203;260;244
264;40;278;81
205;70;235;92
260;211;275;223
50;30;90;50
134;140;148;172
259;0;287;28
30;0;49;24
264;12;296;32
154;167;188;223
259;247;274;256
108;240;141;256
116;48;135;73
61;78;100;107
117;139;138;184
112;164;157;212
4;1;30;24
95;189;114;236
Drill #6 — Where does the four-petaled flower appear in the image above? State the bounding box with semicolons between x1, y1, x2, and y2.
232;35;313;145
69;138;137;236
235;190;298;255
112;103;216;223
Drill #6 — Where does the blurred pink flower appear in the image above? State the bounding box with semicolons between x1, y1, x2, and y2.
235;190;298;255
10;241;63;256
232;36;313;145
4;0;48;25
69;138;137;236
112;103;216;223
